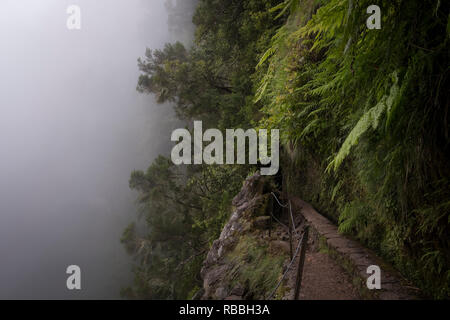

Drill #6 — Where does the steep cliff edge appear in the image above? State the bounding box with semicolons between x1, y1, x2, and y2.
200;173;290;300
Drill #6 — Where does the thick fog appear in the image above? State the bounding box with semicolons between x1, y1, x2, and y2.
0;0;183;299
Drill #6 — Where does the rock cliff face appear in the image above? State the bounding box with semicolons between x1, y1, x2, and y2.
200;172;289;300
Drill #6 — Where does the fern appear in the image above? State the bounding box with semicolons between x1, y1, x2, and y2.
328;72;400;172
269;0;301;20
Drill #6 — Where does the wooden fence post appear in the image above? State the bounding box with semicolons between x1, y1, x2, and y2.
294;225;309;300
288;207;293;260
269;196;273;238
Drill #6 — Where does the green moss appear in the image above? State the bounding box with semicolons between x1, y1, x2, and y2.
226;235;287;299
318;235;329;254
187;286;201;300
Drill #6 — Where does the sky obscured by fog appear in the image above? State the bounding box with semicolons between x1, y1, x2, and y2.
0;0;181;299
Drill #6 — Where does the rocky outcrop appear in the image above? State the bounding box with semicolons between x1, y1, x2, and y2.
200;172;288;300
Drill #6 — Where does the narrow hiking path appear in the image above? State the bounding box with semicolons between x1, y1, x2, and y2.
260;217;361;300
283;196;419;300
275;231;361;300
288;250;361;300
268;194;361;300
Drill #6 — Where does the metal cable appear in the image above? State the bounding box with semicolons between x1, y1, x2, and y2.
270;192;298;237
271;192;288;208
266;232;304;300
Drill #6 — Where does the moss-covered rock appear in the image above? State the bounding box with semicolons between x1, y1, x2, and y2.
200;172;288;300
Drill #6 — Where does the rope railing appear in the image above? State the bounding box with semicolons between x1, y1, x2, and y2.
270;192;298;237
266;229;304;300
267;191;308;300
268;194;290;231
270;191;288;208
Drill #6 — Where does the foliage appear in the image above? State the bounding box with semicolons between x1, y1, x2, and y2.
124;0;450;299
257;0;449;298
123;0;285;299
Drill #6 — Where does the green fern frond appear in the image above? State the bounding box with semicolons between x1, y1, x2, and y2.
270;0;300;20
328;72;400;172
